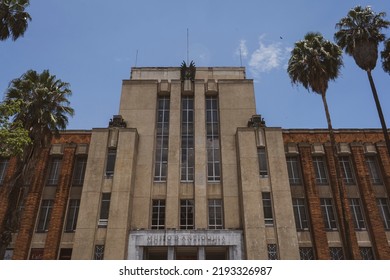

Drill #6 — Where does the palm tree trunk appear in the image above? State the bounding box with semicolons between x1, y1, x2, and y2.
366;70;390;157
321;92;354;260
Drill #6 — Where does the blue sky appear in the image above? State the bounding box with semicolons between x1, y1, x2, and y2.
1;0;390;130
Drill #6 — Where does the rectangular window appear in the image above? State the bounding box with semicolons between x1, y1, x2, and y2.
360;247;375;260
299;247;314;260
36;199;54;232
206;96;220;182
98;193;111;227
59;248;72;260
94;245;105;260
267;244;278;260
313;156;329;184
320;198;337;230
72;157;87;185
29;248;44;260
339;156;355;184
329;247;344;260
154;96;170;181
286;156;301;184
181;96;194;182
208;199;223;229
377;198;390;230
257;147;268;177
65;199;80;232
262;192;273;226
105;149;116;177
47;158;62;185
0;158;9;185
366;156;382;184
292;198;309;231
180;199;194;229
151;199;165;229
349;198;366;230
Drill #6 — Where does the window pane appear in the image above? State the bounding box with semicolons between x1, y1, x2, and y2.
99;193;111;227
366;156;382;184
377;198;390;230
155;97;170;182
258;148;268;177
37;200;54;232
313;156;328;184
180;200;194;229
339;156;355;184
47;158;62;185
65;199;80;232
348;198;366;230
208;199;223;229
286;156;301;184
72;157;87;185
105;150;116;176
292;198;309;230
320;198;337;230
151;200;165;229
262;192;273;225
206;97;220;182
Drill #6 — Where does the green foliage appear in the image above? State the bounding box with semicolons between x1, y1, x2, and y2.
0;100;31;157
0;0;31;41
381;39;390;74
287;32;343;95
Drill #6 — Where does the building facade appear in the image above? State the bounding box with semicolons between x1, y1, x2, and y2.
1;66;390;260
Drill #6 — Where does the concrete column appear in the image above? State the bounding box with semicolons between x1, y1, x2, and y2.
198;246;205;260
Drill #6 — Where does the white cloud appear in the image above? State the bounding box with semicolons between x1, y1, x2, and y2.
248;36;291;78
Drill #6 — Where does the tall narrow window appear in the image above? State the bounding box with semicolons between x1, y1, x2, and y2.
72;157;87;185
47;158;62;185
267;244;278;260
180;199;194;229
257;147;268;177
299;247;314;260
65;199;80;232
181;96;194;181
98;193;111;227
366;156;382;184
339;156;355;184
36;200;54;232
206;96;220;182
286;156;301;184
329;247;344;260
292;198;309;231
349;198;366;230
105;149;116;177
151;199;165;229
377;198;390;230
320;198;337;230
208;199;223;229
154;96;170;181
313;156;329;184
262;192;273;226
360;247;375;260
94;245;105;260
0;158;9;185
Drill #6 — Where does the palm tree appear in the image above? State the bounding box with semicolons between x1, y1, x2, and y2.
0;0;31;41
335;6;390;157
0;70;74;259
381;39;390;74
287;32;355;259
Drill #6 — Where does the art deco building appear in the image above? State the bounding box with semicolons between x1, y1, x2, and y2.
0;66;390;260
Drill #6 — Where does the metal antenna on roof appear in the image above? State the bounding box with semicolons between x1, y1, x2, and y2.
134;49;139;67
187;28;189;64
239;47;243;67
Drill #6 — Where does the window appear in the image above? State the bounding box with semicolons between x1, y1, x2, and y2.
267;244;278;260
366;156;382;184
313;156;328;184
94;245;105;260
59;248;72;260
98;193;111;227
329;247;344;260
0;158;9;185
151;200;165;229
36;199;54;232
72;157;87;185
206;96;220;182
262;192;273;226
292;198;309;230
154;96;170;181
65;199;80;232
257;147;268;177
208;199;223;229
105;149;116;177
47;158;62;185
360;247;375;260
349;198;366;230
181;96;194;182
377;198;390;230
339;156;355;184
299;247;314;260
29;248;44;260
180;199;194;229
286;156;301;184
320;198;337;230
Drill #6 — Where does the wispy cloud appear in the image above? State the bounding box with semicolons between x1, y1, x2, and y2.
248;35;291;79
235;39;248;60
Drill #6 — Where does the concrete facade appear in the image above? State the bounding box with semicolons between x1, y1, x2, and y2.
1;66;390;260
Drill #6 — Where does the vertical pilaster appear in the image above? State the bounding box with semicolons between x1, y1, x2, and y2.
376;143;390;198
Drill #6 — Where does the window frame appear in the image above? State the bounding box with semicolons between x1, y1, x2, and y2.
286;156;301;185
98;193;111;228
105;149;116;177
180;96;195;182
206;96;221;182
262;192;274;226
257;147;268;177
208;199;223;229
154;96;170;182
377;198;390;230
312;156;329;185
151;199;166;229
348;198;366;230
299;247;315;260
292;198;309;231
329;247;344;260
46;157;62;186
320;198;338;231
366;155;382;185
180;199;194;229
36;199;54;232
72;156;87;186
339;156;355;185
267;244;278;260
65;199;80;232
94;245;105;260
